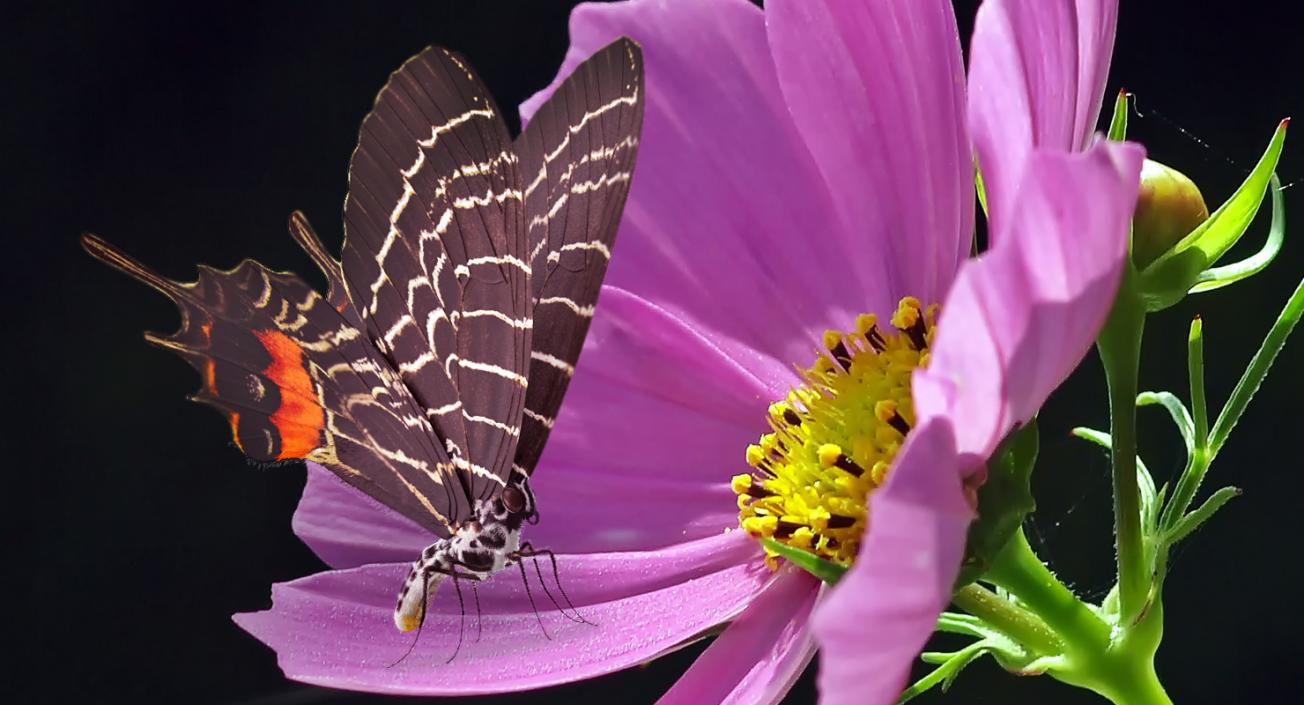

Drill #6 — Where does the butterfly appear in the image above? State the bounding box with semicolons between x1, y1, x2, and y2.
83;37;644;636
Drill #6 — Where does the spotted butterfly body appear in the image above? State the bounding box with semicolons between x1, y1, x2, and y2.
83;38;644;633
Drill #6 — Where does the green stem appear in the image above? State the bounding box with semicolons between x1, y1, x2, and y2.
1208;271;1304;457
966;531;1173;705
1080;599;1171;705
1096;277;1150;621
1087;653;1173;705
985;528;1110;652
952;583;1063;656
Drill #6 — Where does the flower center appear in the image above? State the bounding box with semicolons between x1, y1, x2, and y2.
732;297;938;567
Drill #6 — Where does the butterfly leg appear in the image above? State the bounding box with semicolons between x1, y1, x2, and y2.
419;565;484;664
512;556;553;640
388;561;484;667
437;555;488;646
471;581;483;643
520;547;581;624
512;543;594;626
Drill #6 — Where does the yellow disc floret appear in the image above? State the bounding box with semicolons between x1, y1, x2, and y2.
734;297;938;567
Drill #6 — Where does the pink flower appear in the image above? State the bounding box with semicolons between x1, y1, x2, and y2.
818;3;1127;702
234;0;1140;701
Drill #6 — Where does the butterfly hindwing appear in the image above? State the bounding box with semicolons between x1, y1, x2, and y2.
342;47;529;503
81;232;465;536
512;38;645;474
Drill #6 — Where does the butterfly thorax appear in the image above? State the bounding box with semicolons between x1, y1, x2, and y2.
394;473;537;632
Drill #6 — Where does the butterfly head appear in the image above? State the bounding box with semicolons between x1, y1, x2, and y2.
499;468;539;526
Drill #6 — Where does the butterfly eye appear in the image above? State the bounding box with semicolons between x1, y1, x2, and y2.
502;486;526;514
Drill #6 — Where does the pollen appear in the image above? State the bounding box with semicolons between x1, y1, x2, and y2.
734;297;938;567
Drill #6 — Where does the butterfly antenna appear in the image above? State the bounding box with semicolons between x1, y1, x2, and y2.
515;558;552;640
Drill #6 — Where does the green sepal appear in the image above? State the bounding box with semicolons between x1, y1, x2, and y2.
1190;173;1285;293
955;420;1040;588
1138;120;1288;311
761;538;847;584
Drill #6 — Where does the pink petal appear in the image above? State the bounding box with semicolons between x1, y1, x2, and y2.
658;569;819;705
915;141;1144;459
522;0;871;367
533;286;785;550
293;462;431;569
969;0;1119;236
814;419;972;705
574;286;788;418
542;286;784;479
529;465;739;555
766;0;972;307
235;531;769;695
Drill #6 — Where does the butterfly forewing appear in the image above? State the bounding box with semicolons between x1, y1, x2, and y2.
85;39;646;545
81;233;465;536
341;47;530;502
512;38;645;473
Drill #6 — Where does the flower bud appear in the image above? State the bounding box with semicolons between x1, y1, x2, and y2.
1133;121;1285;312
1131;159;1209;268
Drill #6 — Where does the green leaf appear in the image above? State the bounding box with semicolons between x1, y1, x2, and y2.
1072;428;1161;538
1139;120;1288;311
1188;316;1209;451
955;421;1039;588
1137;391;1196;457
1190;174;1285;293
936;611;998;639
1210;269;1304;456
1165;485;1242;545
975;161;989;218
1071;426;1111;449
905;624;1037;702
901;642;992;703
760;538;847;584
939;647;987;692
1137;453;1158;523
1108;89;1130;141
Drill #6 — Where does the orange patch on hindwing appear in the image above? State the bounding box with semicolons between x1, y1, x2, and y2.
253;330;324;459
228;412;244;451
201;323;219;394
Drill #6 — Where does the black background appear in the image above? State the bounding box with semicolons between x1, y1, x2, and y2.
6;1;1301;703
